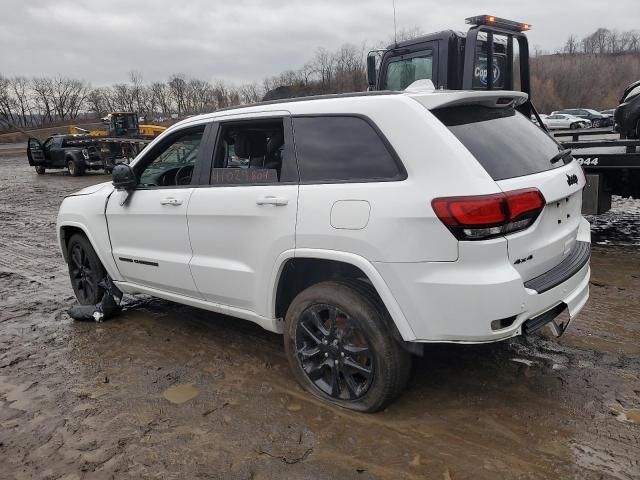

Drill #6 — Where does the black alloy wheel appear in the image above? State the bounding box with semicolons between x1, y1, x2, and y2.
284;280;411;412
295;303;374;401
67;234;106;305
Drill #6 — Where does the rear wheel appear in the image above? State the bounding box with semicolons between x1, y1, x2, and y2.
67;157;84;177
35;165;45;175
67;234;106;305
284;280;411;412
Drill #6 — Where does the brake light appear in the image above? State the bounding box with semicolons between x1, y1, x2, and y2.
432;188;545;240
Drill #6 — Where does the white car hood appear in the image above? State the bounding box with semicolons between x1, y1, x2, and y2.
67;181;114;197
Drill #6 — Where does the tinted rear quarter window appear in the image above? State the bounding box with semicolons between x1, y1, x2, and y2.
433;106;565;181
293;116;404;183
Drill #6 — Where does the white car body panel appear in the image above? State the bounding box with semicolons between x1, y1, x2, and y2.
187;182;298;314
106;188;199;298
543;114;590;129
57;88;591;344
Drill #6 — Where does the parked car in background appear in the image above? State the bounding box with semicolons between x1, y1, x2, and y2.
552;109;612;128
543;113;591;130
600;109;615;119
57;86;591;412
614;80;640;139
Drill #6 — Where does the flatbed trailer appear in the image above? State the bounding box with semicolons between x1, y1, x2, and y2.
64;135;153;171
552;129;640;214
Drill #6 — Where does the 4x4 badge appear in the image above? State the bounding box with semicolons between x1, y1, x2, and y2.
566;174;578;186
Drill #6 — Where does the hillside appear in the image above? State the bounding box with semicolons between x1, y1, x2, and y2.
531;53;640;113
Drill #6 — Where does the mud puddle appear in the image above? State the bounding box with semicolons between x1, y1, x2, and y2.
0;155;639;479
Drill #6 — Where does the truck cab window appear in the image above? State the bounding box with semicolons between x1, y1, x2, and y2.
383;55;433;91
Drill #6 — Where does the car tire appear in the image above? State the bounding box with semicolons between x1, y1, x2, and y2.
570;123;579;130
592;119;600;128
66;233;106;306
284;279;412;412
35;165;46;175
67;157;84;177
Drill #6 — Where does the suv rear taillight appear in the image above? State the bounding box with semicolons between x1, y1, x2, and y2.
432;188;545;240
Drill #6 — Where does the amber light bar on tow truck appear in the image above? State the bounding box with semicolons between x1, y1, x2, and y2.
465;15;531;32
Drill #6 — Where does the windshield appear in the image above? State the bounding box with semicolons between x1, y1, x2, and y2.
433;106;567;181
383;55;433;90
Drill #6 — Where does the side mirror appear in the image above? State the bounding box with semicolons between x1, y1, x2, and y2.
366;53;377;91
112;164;137;190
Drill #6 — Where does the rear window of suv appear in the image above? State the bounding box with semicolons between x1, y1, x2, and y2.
293;116;405;183
432;106;565;181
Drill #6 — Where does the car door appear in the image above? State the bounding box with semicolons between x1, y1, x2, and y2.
546;115;561;129
187;113;298;316
106;123;214;298
47;137;66;167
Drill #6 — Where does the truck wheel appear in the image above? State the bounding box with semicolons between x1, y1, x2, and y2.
67;234;106;306
284;280;411;412
67;158;84;177
35;165;46;175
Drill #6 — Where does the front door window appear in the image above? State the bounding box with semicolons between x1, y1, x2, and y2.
138;127;205;187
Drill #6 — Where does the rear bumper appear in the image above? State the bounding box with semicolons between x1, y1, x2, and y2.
373;219;591;343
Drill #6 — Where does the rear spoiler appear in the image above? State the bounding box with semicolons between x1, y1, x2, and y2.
406;86;528;110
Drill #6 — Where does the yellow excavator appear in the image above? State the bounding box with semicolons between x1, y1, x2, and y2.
69;112;166;138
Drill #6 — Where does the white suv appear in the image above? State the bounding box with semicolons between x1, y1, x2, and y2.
57;86;591;412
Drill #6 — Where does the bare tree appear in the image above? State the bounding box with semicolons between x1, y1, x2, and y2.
564;35;579;55
239;82;261;104
150;82;172;115
9;77;31;127
168;75;187;116
0;75;18;128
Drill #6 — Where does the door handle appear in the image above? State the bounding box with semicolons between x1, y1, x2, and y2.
256;195;288;206
160;197;183;206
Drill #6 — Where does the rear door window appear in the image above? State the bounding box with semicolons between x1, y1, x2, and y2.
293;116;405;183
433;106;566;181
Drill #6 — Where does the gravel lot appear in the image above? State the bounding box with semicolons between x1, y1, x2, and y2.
1;154;639;479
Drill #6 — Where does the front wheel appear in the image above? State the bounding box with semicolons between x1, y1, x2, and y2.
592;119;601;128
570;123;580;130
284;280;411;412
67;234;106;305
35;165;45;175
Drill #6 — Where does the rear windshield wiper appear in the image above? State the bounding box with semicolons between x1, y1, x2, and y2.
550;149;572;165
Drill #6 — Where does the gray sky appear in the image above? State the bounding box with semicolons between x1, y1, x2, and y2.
0;0;637;85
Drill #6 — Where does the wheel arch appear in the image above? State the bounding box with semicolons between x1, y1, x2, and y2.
58;220;121;282
270;249;416;341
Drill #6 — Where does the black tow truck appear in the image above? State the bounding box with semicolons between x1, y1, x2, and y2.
366;15;640;214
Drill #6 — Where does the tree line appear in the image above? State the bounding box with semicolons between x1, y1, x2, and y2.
563;28;640;55
2;26;640;131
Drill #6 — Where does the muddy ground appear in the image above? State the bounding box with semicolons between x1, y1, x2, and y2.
0;155;638;480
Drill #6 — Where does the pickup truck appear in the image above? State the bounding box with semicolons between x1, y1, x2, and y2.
27;135;105;176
